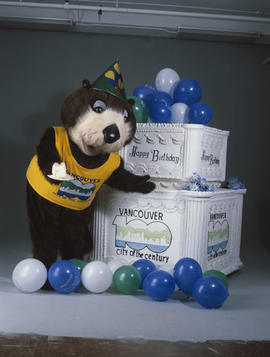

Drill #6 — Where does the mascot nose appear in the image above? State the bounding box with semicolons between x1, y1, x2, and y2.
103;124;120;144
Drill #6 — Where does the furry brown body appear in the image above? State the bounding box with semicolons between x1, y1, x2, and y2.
26;80;155;288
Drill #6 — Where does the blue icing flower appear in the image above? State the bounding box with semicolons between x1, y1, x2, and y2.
228;177;239;185
207;184;215;192
190;183;200;191
181;184;190;190
227;177;246;190
191;172;201;183
200;177;207;185
199;177;208;190
232;183;242;190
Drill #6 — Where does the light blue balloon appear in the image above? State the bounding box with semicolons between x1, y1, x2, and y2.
170;102;189;123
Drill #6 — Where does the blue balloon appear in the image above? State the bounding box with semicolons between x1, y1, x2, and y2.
143;270;175;301
193;276;229;308
132;259;156;288
148;101;172;123
173;258;202;295
146;90;173;108
173;78;202;106
133;85;156;103
48;260;81;294
189;102;213;125
143;91;156;108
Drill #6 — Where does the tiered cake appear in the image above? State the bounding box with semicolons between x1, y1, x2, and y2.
91;123;246;274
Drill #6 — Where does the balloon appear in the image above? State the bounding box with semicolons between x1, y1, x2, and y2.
146;90;173;108
193;276;229;308
132;259;156;288
143;91;156;108
155;68;180;96
127;95;148;123
12;258;47;293
189;102;212;125
69;258;86;274
170;102;189;124
173;78;202;106
133;85;156;103
48;260;81;294
148;101;172;123
143;270;175;301
113;265;141;294
203;270;228;288
81;261;112;293
173;257;202;295
158;264;179;291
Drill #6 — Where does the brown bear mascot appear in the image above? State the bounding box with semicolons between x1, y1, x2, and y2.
26;62;155;288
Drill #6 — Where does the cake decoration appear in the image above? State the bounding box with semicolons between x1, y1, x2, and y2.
132;67;212;125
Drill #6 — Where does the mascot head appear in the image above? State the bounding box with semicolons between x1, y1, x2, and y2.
61;61;136;156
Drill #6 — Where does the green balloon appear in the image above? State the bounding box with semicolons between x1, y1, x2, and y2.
203;270;229;288
128;95;148;123
113;265;141;294
69;258;87;274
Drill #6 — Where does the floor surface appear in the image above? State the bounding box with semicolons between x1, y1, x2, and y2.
1;239;270;343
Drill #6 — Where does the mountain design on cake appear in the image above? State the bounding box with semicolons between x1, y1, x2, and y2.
115;220;172;253
208;220;229;257
57;180;95;201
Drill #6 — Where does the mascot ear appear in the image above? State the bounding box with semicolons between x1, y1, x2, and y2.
82;79;91;89
127;98;135;106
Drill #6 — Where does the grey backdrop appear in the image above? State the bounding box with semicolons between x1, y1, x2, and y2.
0;28;269;265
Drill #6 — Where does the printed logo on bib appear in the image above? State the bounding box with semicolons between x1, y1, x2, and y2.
113;215;172;253
57;180;95;201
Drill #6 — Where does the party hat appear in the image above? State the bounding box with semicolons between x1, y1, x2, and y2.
92;61;127;101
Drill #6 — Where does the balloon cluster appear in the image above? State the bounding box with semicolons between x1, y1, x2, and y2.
12;257;229;309
181;172;215;192
130;68;212;125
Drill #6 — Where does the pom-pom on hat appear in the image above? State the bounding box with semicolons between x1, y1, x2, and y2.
92;61;127;101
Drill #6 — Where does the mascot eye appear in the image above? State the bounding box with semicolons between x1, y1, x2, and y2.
123;109;129;122
93;100;107;113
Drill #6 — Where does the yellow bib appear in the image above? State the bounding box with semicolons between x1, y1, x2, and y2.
26;126;121;210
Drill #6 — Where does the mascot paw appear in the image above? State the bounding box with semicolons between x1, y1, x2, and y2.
133;175;156;194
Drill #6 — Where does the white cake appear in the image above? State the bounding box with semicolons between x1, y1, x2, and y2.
119;123;229;182
91;123;246;274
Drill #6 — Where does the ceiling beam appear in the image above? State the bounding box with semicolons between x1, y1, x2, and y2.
0;1;269;43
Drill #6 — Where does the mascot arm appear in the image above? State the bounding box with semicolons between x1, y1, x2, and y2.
37;127;62;184
106;159;155;194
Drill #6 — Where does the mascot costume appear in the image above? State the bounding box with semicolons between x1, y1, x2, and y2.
26;61;155;288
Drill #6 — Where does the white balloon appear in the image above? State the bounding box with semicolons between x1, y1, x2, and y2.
155;68;180;95
169;79;181;98
170;102;189;124
81;261;112;293
12;258;47;293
